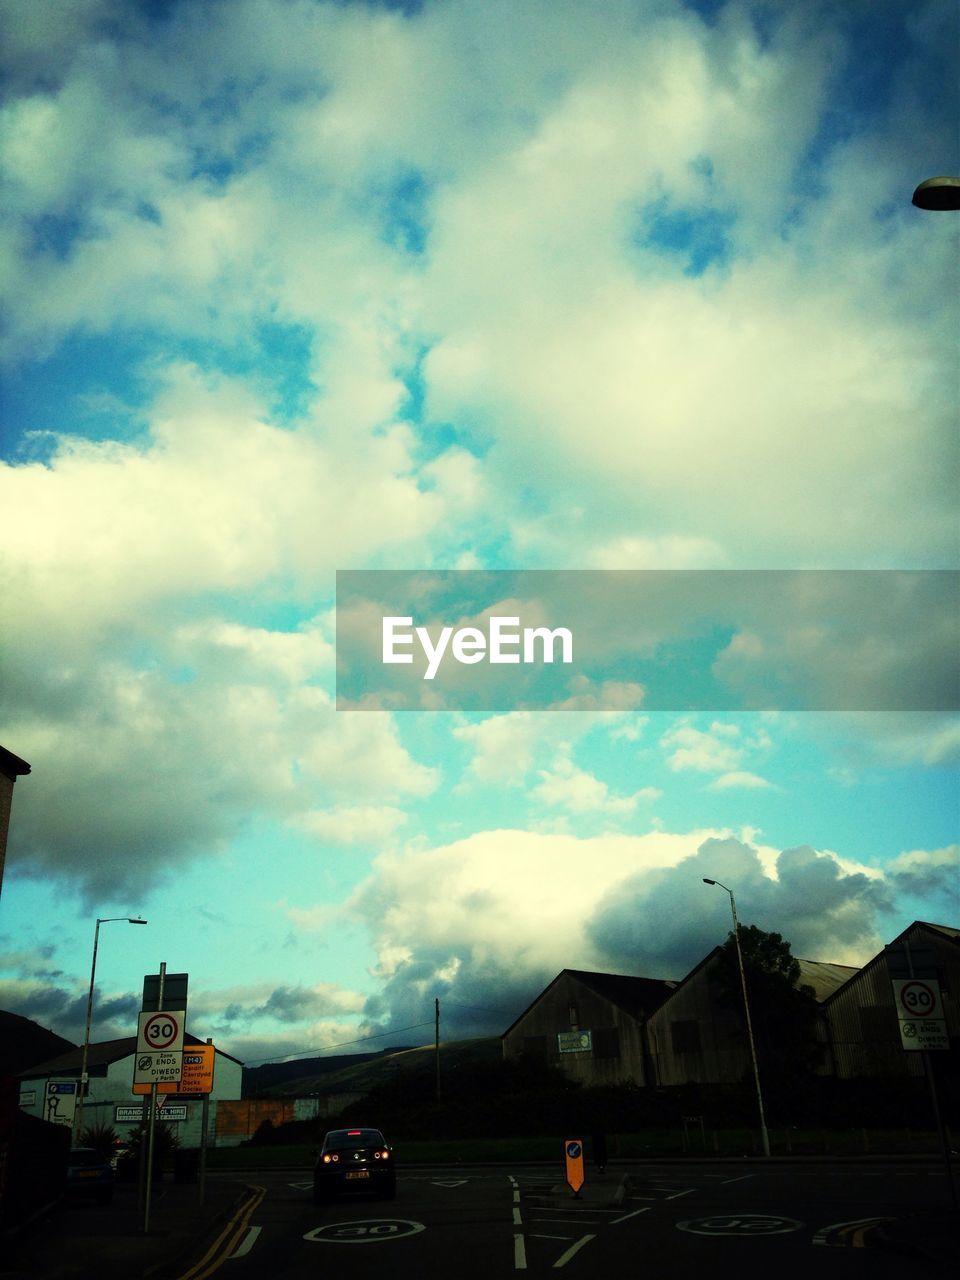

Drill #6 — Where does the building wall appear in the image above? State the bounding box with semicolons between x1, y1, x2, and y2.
502;973;647;1086
645;957;748;1086
824;925;959;1080
19;1051;243;1148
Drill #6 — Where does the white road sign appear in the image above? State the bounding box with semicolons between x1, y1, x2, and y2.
137;1009;186;1054
892;978;948;1051
134;1050;184;1084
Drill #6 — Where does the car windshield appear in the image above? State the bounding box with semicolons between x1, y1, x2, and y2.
68;1150;105;1166
324;1130;383;1150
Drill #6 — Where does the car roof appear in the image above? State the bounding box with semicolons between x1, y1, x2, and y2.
324;1127;384;1140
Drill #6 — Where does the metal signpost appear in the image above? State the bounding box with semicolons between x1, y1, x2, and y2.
136;964;187;1233
886;941;955;1210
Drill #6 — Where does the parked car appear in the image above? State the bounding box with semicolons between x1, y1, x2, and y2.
65;1148;114;1205
313;1128;395;1202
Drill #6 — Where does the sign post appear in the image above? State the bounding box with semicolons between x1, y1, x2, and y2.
564;1138;585;1197
139;964;188;1233
886;940;956;1210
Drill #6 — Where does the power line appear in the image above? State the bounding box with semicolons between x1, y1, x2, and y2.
245;1020;434;1066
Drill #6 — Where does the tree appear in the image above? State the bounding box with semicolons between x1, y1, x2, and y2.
712;925;823;1097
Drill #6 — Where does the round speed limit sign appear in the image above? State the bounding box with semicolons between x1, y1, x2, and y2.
144;1013;179;1048
894;979;941;1020
137;1009;185;1053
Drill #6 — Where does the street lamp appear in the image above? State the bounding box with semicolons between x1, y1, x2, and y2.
912;176;960;211
702;878;770;1157
73;916;147;1145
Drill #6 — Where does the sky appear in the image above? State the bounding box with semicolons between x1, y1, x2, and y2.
0;0;957;1071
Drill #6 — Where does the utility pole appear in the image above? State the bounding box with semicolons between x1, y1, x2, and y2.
435;998;441;1104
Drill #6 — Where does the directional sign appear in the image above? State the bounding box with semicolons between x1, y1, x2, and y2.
564;1138;585;1194
132;1044;215;1096
44;1080;77;1128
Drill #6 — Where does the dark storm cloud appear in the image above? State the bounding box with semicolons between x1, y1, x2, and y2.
586;837;892;975
361;948;551;1042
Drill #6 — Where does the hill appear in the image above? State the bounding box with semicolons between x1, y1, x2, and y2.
244;1048;410;1097
253;1036;502;1097
0;1011;76;1076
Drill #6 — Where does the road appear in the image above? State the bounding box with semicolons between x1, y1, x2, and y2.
206;1159;954;1279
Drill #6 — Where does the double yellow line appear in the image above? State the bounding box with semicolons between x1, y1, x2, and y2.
177;1184;266;1280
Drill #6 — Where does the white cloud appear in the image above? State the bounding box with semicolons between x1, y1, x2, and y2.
294;806;408;846
661;721;746;773
707;770;774;790
531;751;647;816
347;827;726;980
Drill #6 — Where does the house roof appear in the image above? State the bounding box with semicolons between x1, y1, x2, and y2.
646;946;859;1018
0;745;31;781
822;920;960;1005
794;959;859;1000
20;1033;244;1078
501;968;678;1039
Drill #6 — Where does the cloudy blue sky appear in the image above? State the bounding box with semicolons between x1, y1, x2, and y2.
1;0;957;1068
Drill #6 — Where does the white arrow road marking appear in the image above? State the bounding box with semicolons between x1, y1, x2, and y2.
289;1181;312;1190
553;1234;595;1268
611;1208;651;1225
230;1227;261;1259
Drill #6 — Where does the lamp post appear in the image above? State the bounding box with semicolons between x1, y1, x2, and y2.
73;916;147;1146
912;176;960;210
702;878;770;1157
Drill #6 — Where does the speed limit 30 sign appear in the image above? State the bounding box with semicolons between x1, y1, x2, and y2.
137;1010;186;1053
134;1009;186;1083
892;979;948;1052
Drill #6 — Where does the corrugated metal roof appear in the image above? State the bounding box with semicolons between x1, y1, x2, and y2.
794;959;859;1000
565;969;678;1017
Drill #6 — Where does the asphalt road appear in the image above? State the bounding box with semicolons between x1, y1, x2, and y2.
213;1159;955;1279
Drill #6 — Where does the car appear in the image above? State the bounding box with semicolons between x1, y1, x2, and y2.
313;1127;396;1203
65;1147;115;1205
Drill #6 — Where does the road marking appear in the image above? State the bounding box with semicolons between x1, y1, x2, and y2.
177;1185;266;1280
304;1219;425;1244
230;1227;261;1259
288;1181;312;1190
514;1232;527;1269
433;1179;468;1187
721;1175;754;1184
513;1207;523;1225
553;1234;595;1267
813;1218;892;1249
677;1214;804;1237
611;1208;650;1225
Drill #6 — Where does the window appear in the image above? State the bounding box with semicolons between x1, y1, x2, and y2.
568;1003;579;1029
